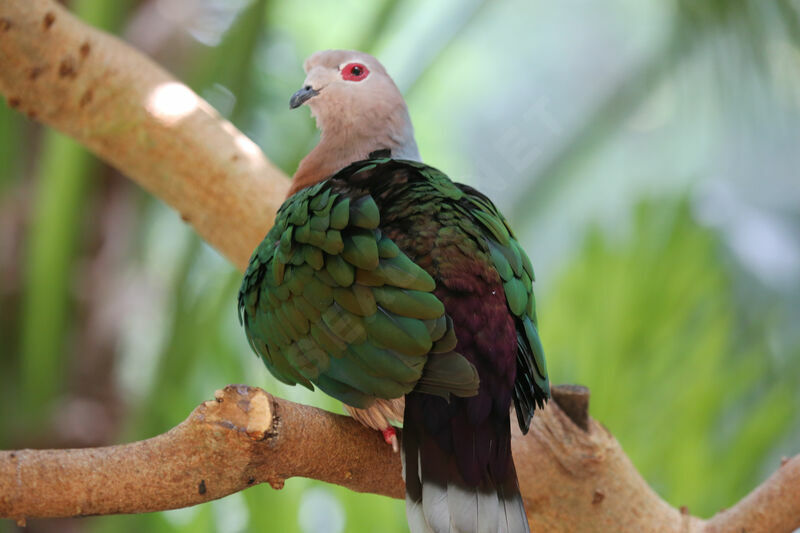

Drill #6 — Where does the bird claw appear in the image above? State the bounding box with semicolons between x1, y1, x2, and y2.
382;426;399;453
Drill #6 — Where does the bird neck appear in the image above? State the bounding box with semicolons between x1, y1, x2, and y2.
288;109;420;198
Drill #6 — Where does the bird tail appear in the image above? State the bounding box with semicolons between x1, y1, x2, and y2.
401;413;530;533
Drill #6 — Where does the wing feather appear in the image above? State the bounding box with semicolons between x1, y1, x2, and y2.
239;177;478;409
455;183;551;433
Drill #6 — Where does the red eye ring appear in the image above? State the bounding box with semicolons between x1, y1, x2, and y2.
341;62;369;82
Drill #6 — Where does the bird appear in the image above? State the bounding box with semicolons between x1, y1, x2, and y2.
238;49;550;533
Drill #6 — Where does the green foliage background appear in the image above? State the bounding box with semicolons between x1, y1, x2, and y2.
1;1;798;532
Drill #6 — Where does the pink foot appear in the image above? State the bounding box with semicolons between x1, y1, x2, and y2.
382;427;399;453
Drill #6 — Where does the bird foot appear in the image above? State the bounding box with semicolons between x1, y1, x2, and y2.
382;426;399;453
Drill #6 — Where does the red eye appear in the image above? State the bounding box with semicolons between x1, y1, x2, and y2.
341;62;369;82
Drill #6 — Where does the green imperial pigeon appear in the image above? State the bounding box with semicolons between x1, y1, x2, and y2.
239;50;549;533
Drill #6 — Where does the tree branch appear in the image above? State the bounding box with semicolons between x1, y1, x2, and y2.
1;0;798;531
0;386;403;524
1;385;797;532
0;0;288;271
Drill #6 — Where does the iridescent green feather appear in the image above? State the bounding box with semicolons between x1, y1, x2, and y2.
238;173;478;408
238;157;547;416
456;183;551;402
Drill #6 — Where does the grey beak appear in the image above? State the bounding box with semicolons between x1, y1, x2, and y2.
290;85;319;109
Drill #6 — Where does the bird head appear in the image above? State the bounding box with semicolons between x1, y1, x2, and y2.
286;50;420;196
289;50;420;162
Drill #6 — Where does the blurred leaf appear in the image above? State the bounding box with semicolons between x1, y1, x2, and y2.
0;104;24;193
510;0;800;225
70;0;135;30
188;0;269;123
541;197;794;516
18;0;131;424
20;132;95;421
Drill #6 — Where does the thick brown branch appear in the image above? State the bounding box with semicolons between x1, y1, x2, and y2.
703;455;800;533
0;386;403;522
516;392;700;532
1;385;798;532
0;0;289;271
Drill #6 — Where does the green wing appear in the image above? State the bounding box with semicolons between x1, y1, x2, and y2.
239;179;477;409
373;161;549;403
455;183;550;430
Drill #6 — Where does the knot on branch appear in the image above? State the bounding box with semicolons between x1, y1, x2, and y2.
551;384;590;431
201;385;274;441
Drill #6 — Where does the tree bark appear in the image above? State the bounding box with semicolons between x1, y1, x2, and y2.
1;385;798;532
0;386;404;523
1;0;798;531
0;0;288;272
